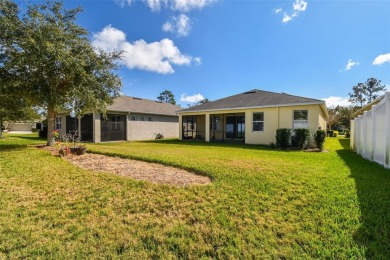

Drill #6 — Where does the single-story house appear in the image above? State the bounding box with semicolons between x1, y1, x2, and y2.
177;89;328;146
2;121;36;132
56;96;181;142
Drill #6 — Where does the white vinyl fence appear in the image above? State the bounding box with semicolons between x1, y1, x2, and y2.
351;92;390;168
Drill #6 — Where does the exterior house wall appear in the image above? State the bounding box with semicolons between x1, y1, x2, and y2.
93;112;101;143
197;115;206;138
127;113;179;141
57;114;67;136
179;104;324;146
245;107;278;145
7;122;36;132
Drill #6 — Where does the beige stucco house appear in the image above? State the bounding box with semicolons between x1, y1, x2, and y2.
177;89;328;146
56;96;180;142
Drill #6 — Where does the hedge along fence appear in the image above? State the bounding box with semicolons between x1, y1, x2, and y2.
351;92;390;168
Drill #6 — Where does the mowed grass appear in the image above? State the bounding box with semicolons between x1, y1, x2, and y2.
1;133;390;258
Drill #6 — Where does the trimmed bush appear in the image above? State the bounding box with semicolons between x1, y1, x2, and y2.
293;128;310;150
333;131;339;137
314;129;326;151
276;128;291;149
345;129;350;138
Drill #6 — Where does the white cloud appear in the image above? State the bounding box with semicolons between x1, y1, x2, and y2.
144;0;165;12
143;0;215;12
92;25;198;74
372;53;390;65
344;59;359;71
162;14;192;37
171;0;215;12
282;13;292;23
194;57;202;65
278;0;307;23
114;0;132;7
180;93;205;103
322;96;351;107
293;0;307;12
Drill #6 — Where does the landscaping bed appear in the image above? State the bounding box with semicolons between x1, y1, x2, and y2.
38;145;211;186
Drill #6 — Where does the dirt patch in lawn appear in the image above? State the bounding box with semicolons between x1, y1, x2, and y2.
37;145;211;186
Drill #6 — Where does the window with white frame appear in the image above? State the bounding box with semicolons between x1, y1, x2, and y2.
148;116;152;122
130;115;136;121
140;116;145;121
252;112;264;131
293;110;308;129
55;116;62;130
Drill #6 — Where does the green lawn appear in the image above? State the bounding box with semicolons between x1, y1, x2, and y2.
1;133;389;258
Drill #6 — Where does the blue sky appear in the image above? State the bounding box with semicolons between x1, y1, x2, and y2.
19;0;390;107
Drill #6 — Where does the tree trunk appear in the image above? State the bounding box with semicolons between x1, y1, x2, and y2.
47;105;56;146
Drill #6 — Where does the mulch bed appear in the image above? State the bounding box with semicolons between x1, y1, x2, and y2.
36;145;211;187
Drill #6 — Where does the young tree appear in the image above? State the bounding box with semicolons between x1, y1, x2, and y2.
363;77;386;103
157;90;176;105
0;1;122;145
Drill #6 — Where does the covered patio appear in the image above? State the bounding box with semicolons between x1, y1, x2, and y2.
180;113;245;142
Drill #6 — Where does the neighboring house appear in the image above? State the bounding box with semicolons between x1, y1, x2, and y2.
177;89;328;146
56;96;181;142
3;121;37;132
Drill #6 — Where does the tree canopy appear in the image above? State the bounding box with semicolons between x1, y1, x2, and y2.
157;90;176;105
348;78;386;108
0;0;122;144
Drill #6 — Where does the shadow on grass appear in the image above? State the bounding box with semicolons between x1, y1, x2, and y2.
12;135;45;142
0;144;27;151
337;139;390;258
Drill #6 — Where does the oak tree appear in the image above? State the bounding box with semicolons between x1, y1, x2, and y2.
0;0;122;145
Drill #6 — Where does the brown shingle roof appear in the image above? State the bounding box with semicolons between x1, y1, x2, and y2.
108;96;181;116
179;89;325;113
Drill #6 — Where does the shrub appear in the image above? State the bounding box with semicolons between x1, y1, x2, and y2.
326;130;334;137
314;129;326;151
345;129;350;138
293;128;310;150
276;128;291;149
333;131;339;137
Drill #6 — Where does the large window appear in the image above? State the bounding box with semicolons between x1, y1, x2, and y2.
252;112;264;131
226;115;245;139
293;110;308;129
211;116;221;131
112;115;121;131
55;117;62;130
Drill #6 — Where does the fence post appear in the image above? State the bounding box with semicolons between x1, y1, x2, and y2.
350;119;355;150
363;112;368;158
385;93;390;168
371;105;377;161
